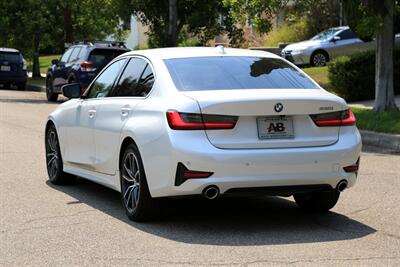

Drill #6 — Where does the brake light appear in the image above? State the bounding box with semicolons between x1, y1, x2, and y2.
80;61;96;72
166;110;238;130
310;109;356;127
343;158;360;173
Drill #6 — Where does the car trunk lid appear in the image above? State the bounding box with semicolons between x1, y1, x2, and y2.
182;89;345;149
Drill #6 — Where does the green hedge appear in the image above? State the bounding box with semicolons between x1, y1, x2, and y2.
328;50;400;102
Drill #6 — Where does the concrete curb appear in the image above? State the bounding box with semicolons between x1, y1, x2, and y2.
26;83;45;92
360;130;400;152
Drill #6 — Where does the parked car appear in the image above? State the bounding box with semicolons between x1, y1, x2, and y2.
0;48;27;90
45;41;130;101
281;26;400;67
45;47;361;221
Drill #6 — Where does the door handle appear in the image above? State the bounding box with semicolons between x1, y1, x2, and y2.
88;109;96;118
120;107;131;117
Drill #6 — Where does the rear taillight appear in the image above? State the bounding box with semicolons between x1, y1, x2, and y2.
22;58;27;70
166;110;238;130
310;109;356;127
80;61;96;72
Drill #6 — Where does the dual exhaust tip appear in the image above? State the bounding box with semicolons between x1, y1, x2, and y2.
202;185;220;200
336;180;348;192
202;181;348;200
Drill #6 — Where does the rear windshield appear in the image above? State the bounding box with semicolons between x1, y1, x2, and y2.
88;49;127;68
0;52;21;63
164;56;318;91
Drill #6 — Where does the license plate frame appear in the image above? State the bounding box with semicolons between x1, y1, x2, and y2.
257;116;295;139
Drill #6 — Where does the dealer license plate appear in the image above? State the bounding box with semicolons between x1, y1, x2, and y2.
257;116;295;139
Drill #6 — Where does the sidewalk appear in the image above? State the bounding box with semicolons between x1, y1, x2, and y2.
349;96;400;109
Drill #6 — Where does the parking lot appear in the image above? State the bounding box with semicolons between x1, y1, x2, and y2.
0;89;399;266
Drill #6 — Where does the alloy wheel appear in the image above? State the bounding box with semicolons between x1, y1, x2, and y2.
121;152;141;213
313;53;327;67
46;130;59;179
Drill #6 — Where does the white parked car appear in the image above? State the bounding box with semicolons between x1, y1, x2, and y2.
45;47;361;221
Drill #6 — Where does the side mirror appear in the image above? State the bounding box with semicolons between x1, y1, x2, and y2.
331;36;341;42
51;59;59;65
62;83;81;99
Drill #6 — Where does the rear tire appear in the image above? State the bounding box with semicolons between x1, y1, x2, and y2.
294;190;340;212
17;82;26;91
45;124;76;185
120;143;160;221
46;77;58;102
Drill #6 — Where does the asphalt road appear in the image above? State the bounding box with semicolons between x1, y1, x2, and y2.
1;89;399;266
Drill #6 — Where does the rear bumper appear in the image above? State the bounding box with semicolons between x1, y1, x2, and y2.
144;126;362;198
0;71;27;83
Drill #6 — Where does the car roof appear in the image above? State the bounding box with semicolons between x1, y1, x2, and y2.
122;47;280;60
0;47;20;53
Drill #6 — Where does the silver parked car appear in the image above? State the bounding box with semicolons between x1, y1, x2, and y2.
281;26;399;67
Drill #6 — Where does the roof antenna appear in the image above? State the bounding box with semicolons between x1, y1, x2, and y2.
215;45;225;54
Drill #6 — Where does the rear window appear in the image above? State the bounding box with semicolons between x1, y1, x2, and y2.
88;49;127;69
0;52;21;63
164;56;318;91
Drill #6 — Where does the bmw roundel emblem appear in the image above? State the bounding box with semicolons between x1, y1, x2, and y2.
274;103;283;113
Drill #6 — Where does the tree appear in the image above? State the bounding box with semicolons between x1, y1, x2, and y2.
0;0;123;78
115;0;242;47
223;0;289;35
343;0;398;112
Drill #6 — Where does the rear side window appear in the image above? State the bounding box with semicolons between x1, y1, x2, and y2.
0;52;21;63
164;56;318;91
69;48;81;62
88;49;127;69
113;58;153;97
60;48;73;63
338;29;357;40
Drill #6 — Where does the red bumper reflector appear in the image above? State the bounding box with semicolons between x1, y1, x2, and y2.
343;158;360;173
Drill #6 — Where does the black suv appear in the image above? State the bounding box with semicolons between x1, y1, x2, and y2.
0;48;27;90
46;41;130;101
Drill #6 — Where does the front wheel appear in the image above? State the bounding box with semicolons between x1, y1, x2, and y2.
45;125;75;185
311;51;328;67
120;143;160;221
294;190;340;212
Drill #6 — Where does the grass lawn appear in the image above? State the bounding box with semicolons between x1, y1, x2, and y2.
302;66;332;91
27;54;61;74
352;107;400;134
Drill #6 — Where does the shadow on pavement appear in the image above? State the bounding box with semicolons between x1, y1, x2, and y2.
47;178;376;246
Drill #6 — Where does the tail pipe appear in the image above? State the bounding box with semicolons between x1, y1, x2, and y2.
202;185;220;200
336;180;348;192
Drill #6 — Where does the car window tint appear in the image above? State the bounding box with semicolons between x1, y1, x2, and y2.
0;52;20;63
136;64;155;97
338;29;357;40
60;48;73;63
69;48;81;62
165;56;318;91
113;58;148;97
88;49;127;69
87;59;127;99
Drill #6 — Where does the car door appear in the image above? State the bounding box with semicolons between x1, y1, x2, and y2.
328;29;362;59
52;47;75;89
64;58;127;169
93;57;155;175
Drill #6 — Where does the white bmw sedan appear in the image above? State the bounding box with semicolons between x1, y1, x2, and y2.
45;47;361;221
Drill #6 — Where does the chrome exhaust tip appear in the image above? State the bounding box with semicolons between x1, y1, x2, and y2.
336;180;348;192
202;185;220;200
